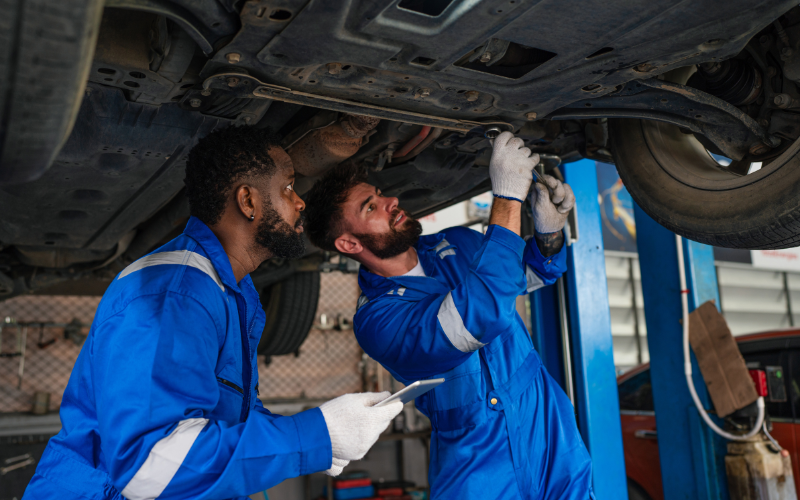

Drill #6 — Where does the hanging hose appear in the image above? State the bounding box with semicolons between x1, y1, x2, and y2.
762;420;783;452
676;234;765;441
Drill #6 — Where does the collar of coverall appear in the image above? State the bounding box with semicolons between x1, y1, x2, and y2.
183;216;251;293
357;231;453;300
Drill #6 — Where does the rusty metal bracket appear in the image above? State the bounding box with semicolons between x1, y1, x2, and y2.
280;110;339;149
200;73;513;133
547;79;778;160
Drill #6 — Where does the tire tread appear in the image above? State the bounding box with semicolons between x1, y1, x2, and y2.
0;0;104;184
258;271;320;356
610;118;800;250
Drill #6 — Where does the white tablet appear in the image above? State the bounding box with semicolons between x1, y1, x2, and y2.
374;378;445;407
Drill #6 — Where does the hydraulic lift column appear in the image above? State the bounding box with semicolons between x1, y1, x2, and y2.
530;159;628;499
634;205;729;499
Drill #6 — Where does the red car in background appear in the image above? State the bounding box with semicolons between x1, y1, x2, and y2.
618;330;800;500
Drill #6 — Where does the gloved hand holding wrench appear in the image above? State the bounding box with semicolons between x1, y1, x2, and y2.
486;128;575;233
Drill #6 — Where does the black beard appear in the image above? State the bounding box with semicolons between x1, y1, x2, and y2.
254;200;305;259
355;214;422;259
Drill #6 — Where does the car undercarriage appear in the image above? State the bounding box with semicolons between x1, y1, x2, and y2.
2;0;800;351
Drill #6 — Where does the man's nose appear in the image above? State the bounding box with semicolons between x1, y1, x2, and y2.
293;191;306;212
385;197;399;213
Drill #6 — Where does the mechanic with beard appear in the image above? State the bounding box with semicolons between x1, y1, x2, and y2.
24;126;402;500
304;131;595;499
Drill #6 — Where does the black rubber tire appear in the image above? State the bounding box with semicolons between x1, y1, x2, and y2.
0;0;104;185
627;479;653;500
257;271;320;356
609;118;800;249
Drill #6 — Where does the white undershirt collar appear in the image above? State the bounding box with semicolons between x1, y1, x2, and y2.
401;249;426;277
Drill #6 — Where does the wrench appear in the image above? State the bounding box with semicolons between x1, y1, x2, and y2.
484;126;546;184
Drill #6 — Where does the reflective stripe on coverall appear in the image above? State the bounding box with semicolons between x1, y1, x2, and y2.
355;225;596;499
24;217;331;500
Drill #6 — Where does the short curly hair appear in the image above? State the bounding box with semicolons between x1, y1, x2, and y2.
304;161;368;252
184;126;282;226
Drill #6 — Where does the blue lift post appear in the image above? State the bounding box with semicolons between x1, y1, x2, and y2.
529;284;567;390
634;205;729;499
558;159;628;499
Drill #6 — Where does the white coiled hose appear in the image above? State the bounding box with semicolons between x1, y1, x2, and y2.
676;234;765;441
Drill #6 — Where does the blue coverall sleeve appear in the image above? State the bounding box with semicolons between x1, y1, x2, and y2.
521;231;567;291
355;225;528;381
91;292;331;500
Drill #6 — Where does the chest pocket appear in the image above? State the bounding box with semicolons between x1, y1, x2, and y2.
421;351;485;413
210;294;248;424
217;377;243;395
211;375;244;423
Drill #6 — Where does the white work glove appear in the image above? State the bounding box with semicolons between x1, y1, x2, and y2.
489;131;540;202
319;392;403;461
530;174;575;233
324;457;349;477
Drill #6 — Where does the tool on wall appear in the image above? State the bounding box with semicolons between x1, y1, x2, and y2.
0;317;27;389
0;318;89;390
36;323;56;349
1;453;35;476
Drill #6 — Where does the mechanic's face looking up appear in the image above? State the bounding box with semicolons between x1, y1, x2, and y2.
184;127;305;282
252;147;306;259
303;162;422;277
339;182;422;259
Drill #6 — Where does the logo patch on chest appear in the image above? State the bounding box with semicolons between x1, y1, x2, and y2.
434;239;456;259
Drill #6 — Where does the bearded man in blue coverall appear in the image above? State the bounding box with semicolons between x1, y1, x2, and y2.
304;131;595;499
23;126;403;500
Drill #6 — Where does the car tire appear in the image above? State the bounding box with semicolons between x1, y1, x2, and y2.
257;271;320;356
627;479;653;500
609;118;800;249
0;0;104;185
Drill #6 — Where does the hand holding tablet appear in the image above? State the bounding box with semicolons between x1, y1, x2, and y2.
374;378;445;407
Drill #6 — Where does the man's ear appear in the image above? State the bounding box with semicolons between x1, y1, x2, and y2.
234;184;257;221
334;234;363;256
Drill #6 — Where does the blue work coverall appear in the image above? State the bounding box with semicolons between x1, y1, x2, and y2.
355;225;595;499
24;217;331;500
